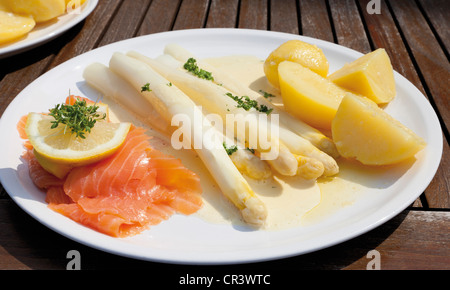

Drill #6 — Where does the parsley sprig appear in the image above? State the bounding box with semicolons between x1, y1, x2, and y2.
223;142;238;156
259;90;275;99
141;83;152;92
225;93;273;114
48;99;106;139
183;58;214;81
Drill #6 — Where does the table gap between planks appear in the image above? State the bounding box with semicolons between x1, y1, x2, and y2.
0;0;448;270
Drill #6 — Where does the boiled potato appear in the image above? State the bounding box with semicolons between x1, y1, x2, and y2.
4;0;66;23
0;9;35;43
65;0;87;11
264;39;329;89
331;94;426;165
328;48;396;104
278;60;348;130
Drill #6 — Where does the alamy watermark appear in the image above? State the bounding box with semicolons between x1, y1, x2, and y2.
66;249;81;270
366;249;381;270
366;0;381;15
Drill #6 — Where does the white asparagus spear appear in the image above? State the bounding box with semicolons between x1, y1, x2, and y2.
128;51;338;177
128;52;305;177
84;62;272;181
82;62;170;133
161;53;338;176
277;121;338;176
223;135;273;180
164;43;340;158
108;52;267;226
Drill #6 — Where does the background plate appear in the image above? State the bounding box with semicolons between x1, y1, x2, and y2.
0;0;98;58
0;29;443;264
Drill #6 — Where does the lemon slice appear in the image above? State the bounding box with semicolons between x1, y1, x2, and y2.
25;112;131;178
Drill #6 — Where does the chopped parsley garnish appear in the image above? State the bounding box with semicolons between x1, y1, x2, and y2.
226;92;257;111
259;90;275;99
258;104;273;114
223;142;238;155
246;147;255;154
183;58;214;81
225;92;273;114
141;83;152;92
48;98;106;139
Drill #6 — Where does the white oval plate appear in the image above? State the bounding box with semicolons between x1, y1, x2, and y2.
0;29;443;264
0;0;98;58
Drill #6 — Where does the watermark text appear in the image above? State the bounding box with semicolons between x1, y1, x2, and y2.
366;249;381;270
66;249;81;270
366;0;381;15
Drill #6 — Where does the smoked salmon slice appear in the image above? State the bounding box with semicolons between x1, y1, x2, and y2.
18;108;203;238
17;115;28;140
22;150;64;190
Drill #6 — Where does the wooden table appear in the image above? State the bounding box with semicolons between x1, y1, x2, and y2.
0;0;448;272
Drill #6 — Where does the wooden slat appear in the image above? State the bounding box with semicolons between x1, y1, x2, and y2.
386;0;450;209
286;210;450;270
172;0;210;30
0;52;53;117
46;0;123;70
417;0;450;53
270;0;299;34
0;199;80;269
299;0;334;42
388;0;450;133
96;0;152;47
0;38;67;117
238;0;268;30
328;0;371;53
340;210;450;270
423;141;450;208
357;0;425;92
206;0;239;28
138;0;181;35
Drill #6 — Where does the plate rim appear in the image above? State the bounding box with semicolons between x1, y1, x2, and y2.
0;28;444;265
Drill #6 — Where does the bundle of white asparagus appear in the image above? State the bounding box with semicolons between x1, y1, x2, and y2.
82;45;340;227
